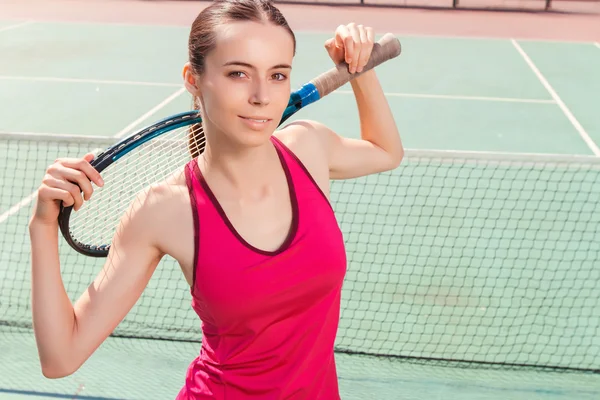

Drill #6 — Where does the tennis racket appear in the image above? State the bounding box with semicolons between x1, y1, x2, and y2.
58;33;402;257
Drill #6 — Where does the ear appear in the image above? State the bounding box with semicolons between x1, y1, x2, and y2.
182;62;200;96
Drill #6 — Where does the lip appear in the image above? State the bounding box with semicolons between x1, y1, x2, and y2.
239;116;272;121
238;115;272;131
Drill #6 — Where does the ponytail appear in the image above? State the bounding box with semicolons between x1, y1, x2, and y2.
188;95;205;159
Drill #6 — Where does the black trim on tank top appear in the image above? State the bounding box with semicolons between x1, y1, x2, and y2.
192;143;299;257
270;135;333;212
184;161;200;293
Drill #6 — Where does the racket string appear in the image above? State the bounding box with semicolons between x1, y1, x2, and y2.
69;124;206;248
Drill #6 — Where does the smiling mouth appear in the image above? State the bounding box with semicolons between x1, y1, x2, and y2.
239;116;271;123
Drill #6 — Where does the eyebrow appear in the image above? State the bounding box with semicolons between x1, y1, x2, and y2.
222;61;292;69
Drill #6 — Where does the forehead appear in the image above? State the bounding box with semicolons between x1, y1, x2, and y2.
211;20;294;66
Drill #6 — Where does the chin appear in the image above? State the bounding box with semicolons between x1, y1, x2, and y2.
237;130;275;149
235;118;276;144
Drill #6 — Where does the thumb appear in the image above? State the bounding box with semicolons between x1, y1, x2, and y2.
83;152;95;162
324;38;343;63
324;38;336;55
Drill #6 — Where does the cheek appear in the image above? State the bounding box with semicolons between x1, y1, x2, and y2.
203;78;246;117
273;83;291;111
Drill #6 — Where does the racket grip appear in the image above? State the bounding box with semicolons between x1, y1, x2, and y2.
311;33;401;98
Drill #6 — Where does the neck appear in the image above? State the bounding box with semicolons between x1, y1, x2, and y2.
199;132;278;195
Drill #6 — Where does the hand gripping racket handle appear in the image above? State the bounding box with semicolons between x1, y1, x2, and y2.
311;33;402;98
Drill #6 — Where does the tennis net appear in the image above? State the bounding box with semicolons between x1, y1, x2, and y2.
1;132;599;373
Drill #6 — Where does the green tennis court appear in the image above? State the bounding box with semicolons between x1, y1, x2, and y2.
1;11;599;400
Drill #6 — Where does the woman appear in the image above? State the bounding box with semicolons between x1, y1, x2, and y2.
29;0;403;398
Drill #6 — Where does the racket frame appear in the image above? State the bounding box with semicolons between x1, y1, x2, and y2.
57;34;402;257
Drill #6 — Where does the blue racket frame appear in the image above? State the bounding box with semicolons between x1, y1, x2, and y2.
58;82;323;257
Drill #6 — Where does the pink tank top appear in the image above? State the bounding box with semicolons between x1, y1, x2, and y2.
177;136;347;399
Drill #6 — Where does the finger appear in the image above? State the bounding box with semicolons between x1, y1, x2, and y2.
61;168;95;201
42;176;83;210
347;24;361;73
64;180;85;211
366;26;375;44
52;176;84;210
38;186;75;208
324;37;337;60
83;152;95;162
59;157;104;187
334;24;349;49
46;164;94;202
324;37;335;50
357;26;373;73
334;25;353;66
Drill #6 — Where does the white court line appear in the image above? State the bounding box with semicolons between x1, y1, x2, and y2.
0;192;38;224
595;42;600;49
0;88;186;225
511;39;600;157
0;130;112;140
402;148;600;163
113;87;187;138
0;20;34;33
0;75;181;88
0;130;66;136
336;90;554;104
0;75;551;104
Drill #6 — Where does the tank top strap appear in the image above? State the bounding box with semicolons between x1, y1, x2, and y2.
270;135;332;210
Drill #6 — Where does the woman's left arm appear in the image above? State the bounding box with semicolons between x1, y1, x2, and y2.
293;23;404;180
328;67;404;179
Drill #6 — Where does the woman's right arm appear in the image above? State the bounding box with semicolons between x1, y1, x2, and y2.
30;154;165;378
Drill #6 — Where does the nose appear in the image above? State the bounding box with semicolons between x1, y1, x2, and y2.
249;79;270;106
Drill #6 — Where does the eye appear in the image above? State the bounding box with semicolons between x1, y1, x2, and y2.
271;72;287;81
228;71;247;79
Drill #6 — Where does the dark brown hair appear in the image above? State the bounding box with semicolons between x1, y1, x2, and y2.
187;0;296;157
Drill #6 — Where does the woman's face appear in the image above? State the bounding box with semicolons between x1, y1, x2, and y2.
193;20;295;150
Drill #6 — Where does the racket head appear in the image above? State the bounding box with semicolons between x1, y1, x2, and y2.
57;93;307;258
58;111;203;257
58;33;402;258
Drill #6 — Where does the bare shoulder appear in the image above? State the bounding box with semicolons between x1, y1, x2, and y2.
149;168;190;204
274;120;332;165
147;168;195;277
130;169;189;217
273;120;332;196
121;168;192;254
275;119;331;146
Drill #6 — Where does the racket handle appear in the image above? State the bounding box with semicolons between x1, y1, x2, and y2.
310;33;401;98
